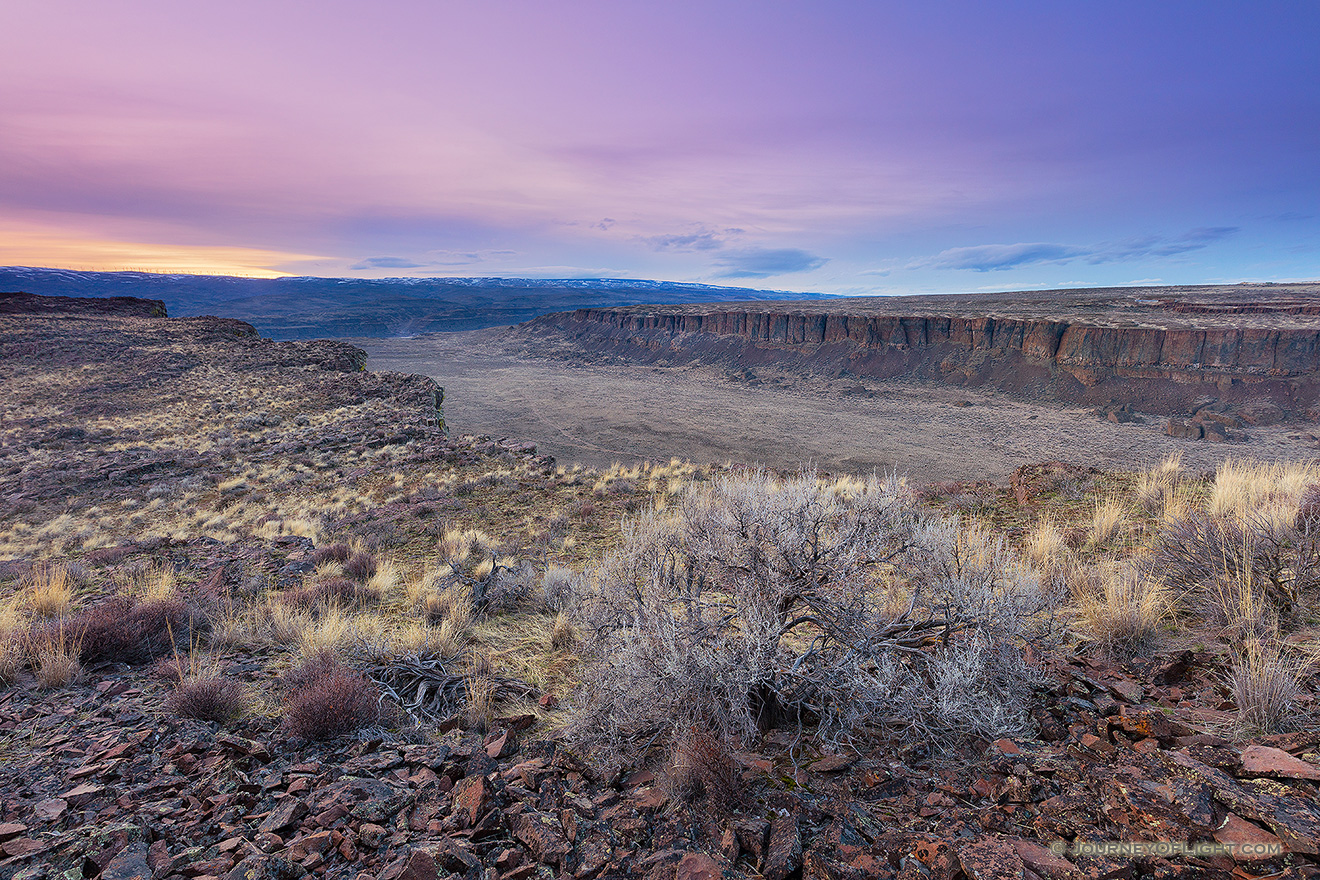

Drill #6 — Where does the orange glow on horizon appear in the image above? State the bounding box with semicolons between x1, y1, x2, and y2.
0;225;325;278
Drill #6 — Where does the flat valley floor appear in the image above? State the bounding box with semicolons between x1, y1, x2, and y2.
352;330;1320;484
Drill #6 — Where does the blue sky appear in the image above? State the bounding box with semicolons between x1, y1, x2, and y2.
1;0;1317;292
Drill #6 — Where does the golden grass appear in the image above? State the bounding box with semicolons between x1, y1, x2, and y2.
1071;563;1172;656
463;671;497;733
1207;459;1320;521
31;626;82;689
0;599;25;684
471;611;578;693
23;562;73;618
1087;496;1128;547
1024;517;1069;570
1135;452;1185;515
116;563;176;601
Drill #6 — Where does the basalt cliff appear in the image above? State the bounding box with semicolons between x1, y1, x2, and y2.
517;283;1320;420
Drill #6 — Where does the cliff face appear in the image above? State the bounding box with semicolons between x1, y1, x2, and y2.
523;298;1320;418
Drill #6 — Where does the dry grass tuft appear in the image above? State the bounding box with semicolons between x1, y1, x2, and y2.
667;726;742;812
1070;564;1172;657
1228;638;1307;735
0;600;27;684
549;611;577;653
30;625;83;689
23;562;73;618
463;670;497;733
116;563;176;601
1207;459;1320;521
1087;496;1128;547
1135;452;1185;514
1024;517;1069;571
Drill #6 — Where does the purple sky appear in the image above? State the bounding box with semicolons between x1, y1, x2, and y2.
2;1;1317;292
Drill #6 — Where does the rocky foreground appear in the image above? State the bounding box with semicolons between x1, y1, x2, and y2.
0;292;1317;880
2;632;1319;880
514;283;1320;423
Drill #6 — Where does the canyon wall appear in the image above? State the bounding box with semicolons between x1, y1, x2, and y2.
521;302;1320;419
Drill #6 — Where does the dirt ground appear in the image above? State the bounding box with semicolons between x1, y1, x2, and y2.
352;329;1320;484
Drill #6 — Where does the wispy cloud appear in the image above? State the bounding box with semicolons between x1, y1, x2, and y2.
643;225;743;253
350;256;427;270
712;247;827;278
914;227;1240;272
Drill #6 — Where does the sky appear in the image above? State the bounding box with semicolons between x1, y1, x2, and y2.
1;1;1318;295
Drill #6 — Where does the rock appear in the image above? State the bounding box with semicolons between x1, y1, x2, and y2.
378;849;439;880
219;855;306;880
1238;401;1284;426
1240;744;1320;781
0;838;48;858
510;811;571;866
1166;750;1320;855
356;823;386;849
258;797;309;834
284;830;334;861
957;836;1025;880
99;847;152;880
58;782;104;807
32;799;67;821
1214;813;1286;861
810;754;854;773
675;852;723;880
733;817;770;868
0;823;27;840
1009;839;1081;880
1146;650;1194;685
764;814;802;880
453;774;492;828
1115;706;1172;740
1165;418;1203;440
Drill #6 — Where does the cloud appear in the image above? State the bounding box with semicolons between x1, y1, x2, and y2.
915;227;1240;272
643;225;743;253
712;247;827;278
647;230;726;251
350;256;427;270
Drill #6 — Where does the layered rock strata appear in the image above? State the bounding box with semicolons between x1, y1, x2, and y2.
519;284;1320;418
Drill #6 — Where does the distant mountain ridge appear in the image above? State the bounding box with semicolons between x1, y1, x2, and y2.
0;266;828;339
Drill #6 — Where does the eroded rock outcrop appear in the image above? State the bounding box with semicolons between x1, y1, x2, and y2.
517;283;1320;419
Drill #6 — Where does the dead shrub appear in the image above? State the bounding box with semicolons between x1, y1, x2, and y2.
168;675;250;724
29;626;82;689
568;469;1057;769
1156;509;1320;622
279;648;349;692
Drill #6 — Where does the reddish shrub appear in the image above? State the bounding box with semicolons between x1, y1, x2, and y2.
342;552;377;582
310;543;351;566
74;594;205;665
278;648;346;691
283;669;381;740
281;577;380;611
168;676;249;723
